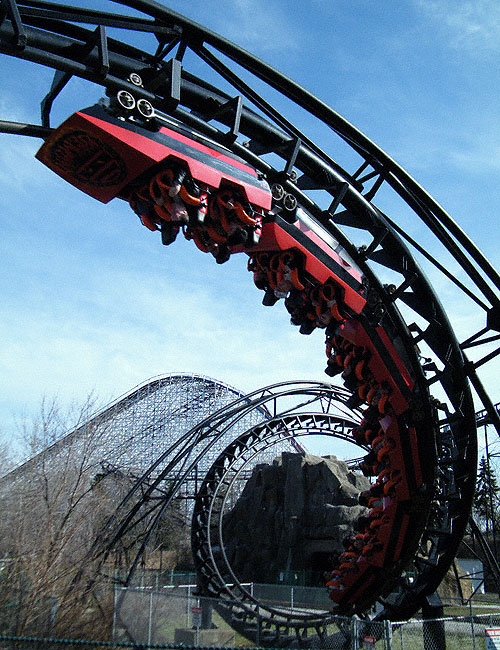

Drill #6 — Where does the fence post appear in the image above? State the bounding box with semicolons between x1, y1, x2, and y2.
470;600;476;650
112;584;117;642
383;619;392;650
422;593;445;650
352;616;360;650
147;589;153;644
195;597;200;647
256;603;261;647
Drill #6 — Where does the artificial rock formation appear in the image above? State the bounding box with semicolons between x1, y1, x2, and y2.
223;452;370;585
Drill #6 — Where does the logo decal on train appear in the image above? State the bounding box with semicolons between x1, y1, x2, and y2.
50;130;127;186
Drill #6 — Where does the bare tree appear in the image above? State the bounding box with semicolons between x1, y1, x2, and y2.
0;395;123;638
0;437;16;478
0;394;193;639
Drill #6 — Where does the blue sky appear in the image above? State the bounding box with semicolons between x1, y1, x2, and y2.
1;0;500;458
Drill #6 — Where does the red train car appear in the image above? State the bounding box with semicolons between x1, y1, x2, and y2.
36;101;426;613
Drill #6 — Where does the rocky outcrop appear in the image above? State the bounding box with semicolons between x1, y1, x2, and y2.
223;452;370;584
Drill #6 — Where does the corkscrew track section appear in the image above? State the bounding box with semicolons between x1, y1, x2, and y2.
1;0;499;622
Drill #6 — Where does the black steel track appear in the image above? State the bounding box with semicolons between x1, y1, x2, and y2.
91;382;365;646
1;0;499;626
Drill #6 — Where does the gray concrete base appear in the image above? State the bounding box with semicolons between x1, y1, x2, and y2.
174;628;235;646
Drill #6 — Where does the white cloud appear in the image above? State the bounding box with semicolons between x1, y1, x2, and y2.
448;138;500;174
392;122;500;178
414;0;500;56
0;235;327;445
0;136;47;192
220;0;299;52
160;0;299;54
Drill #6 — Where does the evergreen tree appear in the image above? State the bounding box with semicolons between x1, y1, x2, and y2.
474;455;500;535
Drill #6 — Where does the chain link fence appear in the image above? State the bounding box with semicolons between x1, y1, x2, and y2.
112;586;333;646
391;613;500;650
5;614;500;649
111;586;500;649
2;582;500;649
2;613;500;649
